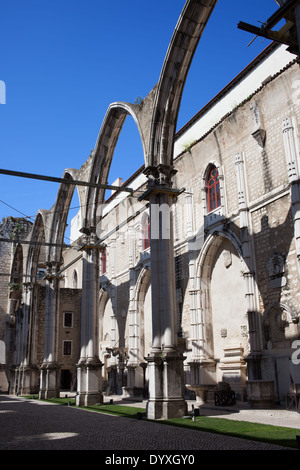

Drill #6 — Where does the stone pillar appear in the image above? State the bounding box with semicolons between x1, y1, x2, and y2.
15;283;30;368
15;283;30;395
282;117;300;273
235;152;262;380
39;261;61;399
139;165;187;419
76;230;103;407
19;283;39;395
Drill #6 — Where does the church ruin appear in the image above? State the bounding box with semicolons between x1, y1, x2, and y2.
1;0;300;419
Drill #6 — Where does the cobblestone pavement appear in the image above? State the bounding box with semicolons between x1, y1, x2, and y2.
0;395;298;453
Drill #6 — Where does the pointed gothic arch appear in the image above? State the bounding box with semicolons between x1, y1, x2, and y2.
191;229;251;395
25;211;47;282
83;102;148;230
47;169;85;262
132;265;151;362
147;0;217;170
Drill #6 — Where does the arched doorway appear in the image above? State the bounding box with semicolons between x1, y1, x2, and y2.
195;232;249;400
60;369;72;391
99;290;121;395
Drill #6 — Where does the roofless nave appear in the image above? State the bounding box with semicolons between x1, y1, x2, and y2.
1;0;300;419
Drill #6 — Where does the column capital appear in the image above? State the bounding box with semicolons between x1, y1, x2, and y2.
78;228;106;252
23;282;33;291
44;261;63;281
138;164;184;201
144;164;177;185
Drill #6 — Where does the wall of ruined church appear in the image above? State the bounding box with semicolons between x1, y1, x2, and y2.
0;218;32;369
61;247;83;289
251;196;295;317
15;45;299;400
62;56;300;398
57;288;81;389
0;219;25;340
168;57;300;397
35;284;46;366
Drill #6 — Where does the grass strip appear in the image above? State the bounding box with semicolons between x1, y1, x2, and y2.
24;396;299;449
159;415;299;449
83;403;300;449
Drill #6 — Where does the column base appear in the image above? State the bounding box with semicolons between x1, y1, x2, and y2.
76;391;103;407
19;365;39;396
76;358;103;407
146;351;187;419
39;362;59;400
147;397;187;420
147;398;187;420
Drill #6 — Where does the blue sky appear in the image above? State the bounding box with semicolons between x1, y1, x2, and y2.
0;0;283;240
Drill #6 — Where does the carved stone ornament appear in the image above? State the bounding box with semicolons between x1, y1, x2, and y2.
223;250;232;269
266;254;285;279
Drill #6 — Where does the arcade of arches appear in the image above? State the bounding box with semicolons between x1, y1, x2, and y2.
1;1;300;419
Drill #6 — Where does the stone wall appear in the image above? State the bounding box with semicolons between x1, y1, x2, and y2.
57;288;81;390
0;217;32;391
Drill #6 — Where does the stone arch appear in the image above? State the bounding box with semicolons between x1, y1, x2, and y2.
73;0;218;413
47;169;84;262
147;0;217;170
83;102;148;230
10;243;23;290
192;229;249;390
99;286;116;347
124;265;151;393
263;302;299;348
197;229;245;283
262;302;300;401
133;265;151;361
8;244;24;323
82;1;218;231
98;286;121;390
25;211;47;282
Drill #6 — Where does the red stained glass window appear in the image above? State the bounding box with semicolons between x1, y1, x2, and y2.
207;166;221;212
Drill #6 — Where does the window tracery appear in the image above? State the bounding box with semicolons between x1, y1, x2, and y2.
206;165;221;212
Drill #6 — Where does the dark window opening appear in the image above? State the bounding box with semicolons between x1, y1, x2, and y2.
64;312;73;328
63;340;72;356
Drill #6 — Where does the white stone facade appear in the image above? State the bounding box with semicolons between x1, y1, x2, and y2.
59;43;300;403
1;3;300;416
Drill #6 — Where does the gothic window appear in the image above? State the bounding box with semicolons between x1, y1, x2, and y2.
72;269;78;288
63;312;73;328
101;247;107;274
142;215;150;250
63;340;72;356
206;165;221;212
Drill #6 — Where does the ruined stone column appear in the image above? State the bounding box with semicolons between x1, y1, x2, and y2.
39;261;61;399
139;165;187;419
76;230;103;407
19;282;38;396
